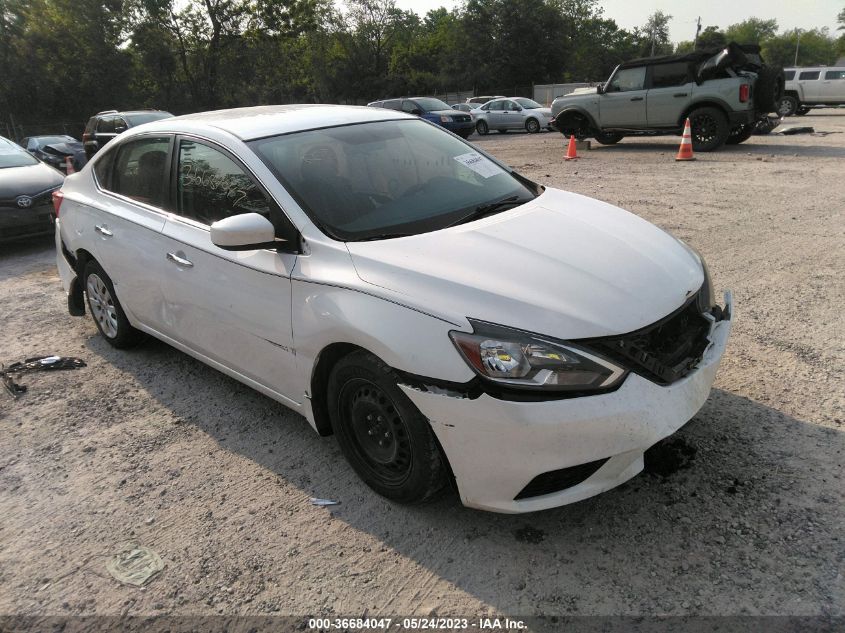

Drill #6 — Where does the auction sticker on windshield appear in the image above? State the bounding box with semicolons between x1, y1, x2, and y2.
453;152;503;178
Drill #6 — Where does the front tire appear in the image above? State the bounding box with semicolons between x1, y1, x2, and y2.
327;351;447;504
525;118;540;134
778;95;798;117
594;131;623;145
83;260;144;348
688;106;729;152
475;120;489;135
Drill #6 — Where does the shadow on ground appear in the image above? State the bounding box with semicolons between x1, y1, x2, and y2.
85;334;844;616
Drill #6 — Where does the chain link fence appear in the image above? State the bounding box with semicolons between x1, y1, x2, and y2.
3;120;86;144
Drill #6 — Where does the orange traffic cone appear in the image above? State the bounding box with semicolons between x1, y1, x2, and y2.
565;134;578;160
65;156;75;174
675;118;695;161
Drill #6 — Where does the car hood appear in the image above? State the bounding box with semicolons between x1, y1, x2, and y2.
429;109;460;117
346;188;704;339
0;163;64;198
43;141;83;156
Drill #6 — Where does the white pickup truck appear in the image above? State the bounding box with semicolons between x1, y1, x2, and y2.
778;66;845;116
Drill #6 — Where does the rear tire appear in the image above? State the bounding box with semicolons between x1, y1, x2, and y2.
796;107;810;116
83;260;144;348
525;118;540;134
688;106;729;152
726;124;754;145
777;95;798;117
754;65;785;113
475;120;489;135
327;351;447;504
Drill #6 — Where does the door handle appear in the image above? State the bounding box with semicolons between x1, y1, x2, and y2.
94;224;113;237
630;97;644;101
673;93;688;97
166;252;193;268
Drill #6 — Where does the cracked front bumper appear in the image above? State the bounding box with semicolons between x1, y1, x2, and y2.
401;294;733;513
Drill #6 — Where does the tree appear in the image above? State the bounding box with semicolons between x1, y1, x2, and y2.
641;10;672;57
725;17;777;45
697;26;726;50
762;28;838;67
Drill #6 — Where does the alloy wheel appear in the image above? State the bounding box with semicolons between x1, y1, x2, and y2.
86;273;119;338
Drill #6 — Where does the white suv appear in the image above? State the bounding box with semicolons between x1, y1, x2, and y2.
54;105;732;513
779;66;845;116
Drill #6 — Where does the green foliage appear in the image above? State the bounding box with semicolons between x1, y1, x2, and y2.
725;18;778;45
762;28;839;67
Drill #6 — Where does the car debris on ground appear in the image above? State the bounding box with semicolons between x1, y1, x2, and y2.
1;355;86;398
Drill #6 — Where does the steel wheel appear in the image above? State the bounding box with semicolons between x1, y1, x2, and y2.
339;378;412;486
86;273;118;338
525;118;540;134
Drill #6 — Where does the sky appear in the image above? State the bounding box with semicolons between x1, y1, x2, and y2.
390;0;843;44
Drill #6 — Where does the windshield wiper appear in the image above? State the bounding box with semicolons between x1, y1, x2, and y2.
355;232;413;242
444;195;525;229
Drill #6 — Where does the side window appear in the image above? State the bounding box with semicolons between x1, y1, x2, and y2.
504;100;519;110
96;117;115;134
608;67;647;92
110;136;171;208
799;71;820;80
93;146;117;187
784;70;795;81
382;100;401;110
114;117;128;133
25;139;37;151
401;100;418;113
176;139;271;226
650;62;690;88
824;70;845;80
487;101;505;111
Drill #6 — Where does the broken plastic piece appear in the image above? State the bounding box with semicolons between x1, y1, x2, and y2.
106;545;163;587
1;355;86;398
309;497;340;506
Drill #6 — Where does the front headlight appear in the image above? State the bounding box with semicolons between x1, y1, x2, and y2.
450;320;626;392
440;115;452;123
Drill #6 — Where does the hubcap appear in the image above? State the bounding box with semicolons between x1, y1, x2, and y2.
86;273;118;338
341;379;412;484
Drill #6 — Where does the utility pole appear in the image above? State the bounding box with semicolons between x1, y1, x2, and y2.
693;16;701;50
794;30;801;66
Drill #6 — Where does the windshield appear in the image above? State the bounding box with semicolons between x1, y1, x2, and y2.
250;119;536;241
515;98;543;109
124;112;173;126
0;151;39;168
34;136;76;147
412;97;451;112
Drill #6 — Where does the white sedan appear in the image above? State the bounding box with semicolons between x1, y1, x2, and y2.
471;97;554;135
54;104;731;513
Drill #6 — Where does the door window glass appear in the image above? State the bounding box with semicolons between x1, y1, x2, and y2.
607;67;647;92
176;139;271;226
824;70;845;80
798;71;820;80
401;100;418;113
487;100;505;111
650;62;690;88
109;136;171;208
96;117;115;133
783;70;795;80
382;100;401;110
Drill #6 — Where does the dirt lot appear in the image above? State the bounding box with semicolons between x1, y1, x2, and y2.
1;112;843;625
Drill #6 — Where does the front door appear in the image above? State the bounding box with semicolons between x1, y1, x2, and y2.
499;100;523;129
820;69;845;103
599;66;648;128
646;62;693;127
159;137;300;402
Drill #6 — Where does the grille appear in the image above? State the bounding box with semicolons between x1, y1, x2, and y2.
514;458;609;500
454;114;471;122
588;291;712;386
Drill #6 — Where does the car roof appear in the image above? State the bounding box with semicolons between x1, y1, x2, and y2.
139;104;412;140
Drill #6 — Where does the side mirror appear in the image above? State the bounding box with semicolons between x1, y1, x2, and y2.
211;213;285;251
596;84;605;94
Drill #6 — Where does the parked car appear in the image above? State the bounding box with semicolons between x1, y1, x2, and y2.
778;66;845;116
367;97;474;138
82;109;173;158
451;103;474;113
0;136;64;242
55;104;732;513
21;135;86;173
551;43;784;151
471;97;553;135
466;95;506;105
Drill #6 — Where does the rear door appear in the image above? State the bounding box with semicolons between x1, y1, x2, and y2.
820;69;845;103
158;136;300;402
95;116;118;151
599;66;648;127
88;135;172;329
798;70;822;102
646;62;693;127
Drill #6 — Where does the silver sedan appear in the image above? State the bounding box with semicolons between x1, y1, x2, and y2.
470;97;553;135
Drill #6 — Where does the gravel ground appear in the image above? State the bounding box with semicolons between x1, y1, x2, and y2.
1;111;843;624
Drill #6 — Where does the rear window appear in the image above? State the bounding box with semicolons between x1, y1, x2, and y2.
799;71;820;80
783;70;795;81
109;136;171;208
650;62;690;88
824;70;845;80
123;112;174;126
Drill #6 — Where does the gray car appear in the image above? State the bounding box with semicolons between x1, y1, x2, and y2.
471;97;553;135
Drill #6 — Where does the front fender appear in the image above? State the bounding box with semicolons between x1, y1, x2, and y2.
551;106;599;132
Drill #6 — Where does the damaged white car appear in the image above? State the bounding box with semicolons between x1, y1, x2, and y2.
54;105;732;513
